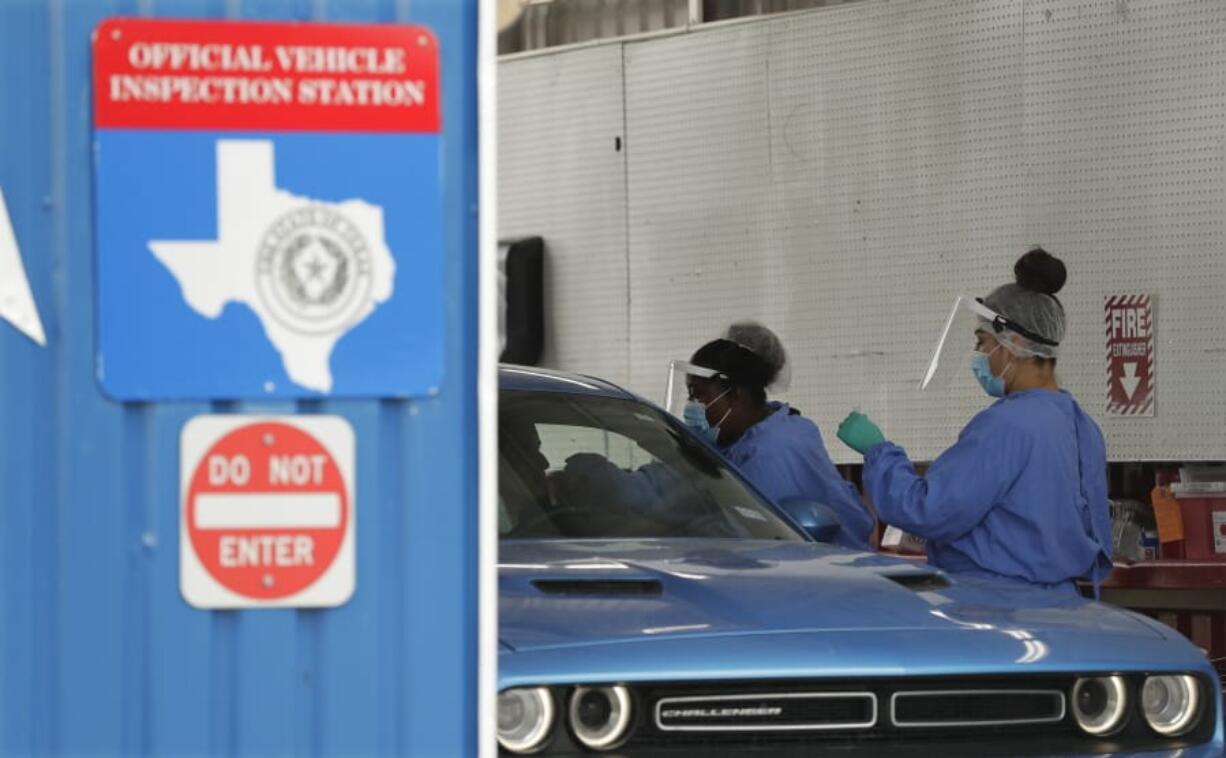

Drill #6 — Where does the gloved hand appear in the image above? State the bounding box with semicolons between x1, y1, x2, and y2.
837;411;886;455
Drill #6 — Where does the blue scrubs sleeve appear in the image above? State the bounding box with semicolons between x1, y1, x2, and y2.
736;451;874;549
864;411;1029;543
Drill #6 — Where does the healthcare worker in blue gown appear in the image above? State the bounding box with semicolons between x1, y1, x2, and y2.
836;249;1113;594
682;323;876;550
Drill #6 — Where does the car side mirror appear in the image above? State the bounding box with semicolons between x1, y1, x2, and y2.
777;498;841;543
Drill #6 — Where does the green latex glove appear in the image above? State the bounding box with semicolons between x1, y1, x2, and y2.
837;411;886;455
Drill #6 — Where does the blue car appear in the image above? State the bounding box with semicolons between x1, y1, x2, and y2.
497;366;1223;756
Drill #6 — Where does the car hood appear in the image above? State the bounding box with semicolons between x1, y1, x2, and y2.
499;539;1163;653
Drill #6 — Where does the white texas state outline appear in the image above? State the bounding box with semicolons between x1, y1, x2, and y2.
149;140;396;392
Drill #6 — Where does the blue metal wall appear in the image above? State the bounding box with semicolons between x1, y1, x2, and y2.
0;0;479;755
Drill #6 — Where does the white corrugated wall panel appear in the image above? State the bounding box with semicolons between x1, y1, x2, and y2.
498;46;631;385
624;24;774;402
1019;0;1226;460
763;0;1029;459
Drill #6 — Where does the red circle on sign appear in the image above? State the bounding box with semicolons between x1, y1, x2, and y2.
186;422;348;600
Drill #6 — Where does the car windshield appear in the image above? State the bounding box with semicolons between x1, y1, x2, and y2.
499;389;802;541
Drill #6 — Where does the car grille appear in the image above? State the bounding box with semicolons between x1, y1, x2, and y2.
656;691;876;732
590;675;1215;756
632;677;1082;746
890;689;1065;728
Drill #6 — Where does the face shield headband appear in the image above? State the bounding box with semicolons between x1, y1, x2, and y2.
974;297;1061;352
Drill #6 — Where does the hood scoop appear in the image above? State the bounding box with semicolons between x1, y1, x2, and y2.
882;572;950;592
532;579;663;596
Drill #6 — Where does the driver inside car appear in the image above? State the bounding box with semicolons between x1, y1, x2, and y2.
550;451;747;538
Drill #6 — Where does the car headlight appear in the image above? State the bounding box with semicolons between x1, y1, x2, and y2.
1141;675;1201;737
569;685;633;750
498;687;554;754
1072;676;1128;736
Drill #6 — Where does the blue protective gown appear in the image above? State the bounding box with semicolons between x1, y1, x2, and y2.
863;389;1113;592
718;402;875;550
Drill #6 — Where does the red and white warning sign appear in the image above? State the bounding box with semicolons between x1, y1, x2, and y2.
1105;294;1155;416
180;415;355;608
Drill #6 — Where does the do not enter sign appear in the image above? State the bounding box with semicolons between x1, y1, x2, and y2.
180;415;355;608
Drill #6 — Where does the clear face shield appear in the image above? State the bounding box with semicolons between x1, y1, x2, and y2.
920;295;1061;391
664;361;729;416
920;296;1009;391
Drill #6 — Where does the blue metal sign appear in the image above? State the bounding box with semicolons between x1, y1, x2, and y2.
93;19;444;399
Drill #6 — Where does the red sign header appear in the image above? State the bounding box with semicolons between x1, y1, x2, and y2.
93;18;439;132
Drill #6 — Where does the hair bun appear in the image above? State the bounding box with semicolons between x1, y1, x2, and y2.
1014;247;1066;296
